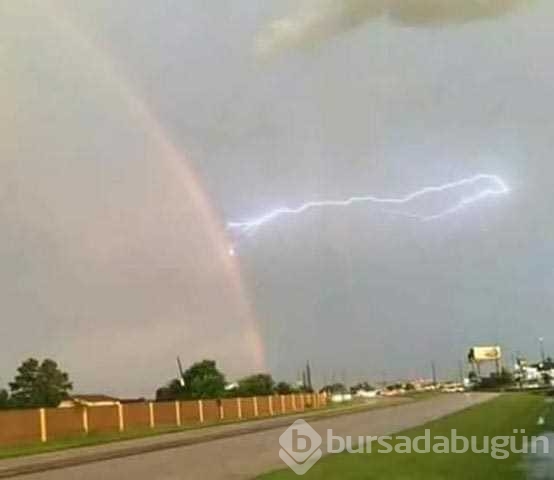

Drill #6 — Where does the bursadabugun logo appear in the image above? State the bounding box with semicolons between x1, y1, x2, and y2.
278;419;551;475
279;420;323;475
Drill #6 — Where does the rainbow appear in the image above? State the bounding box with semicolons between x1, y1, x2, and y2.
38;2;266;372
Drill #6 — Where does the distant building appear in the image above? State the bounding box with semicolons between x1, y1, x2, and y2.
58;394;121;408
330;393;352;403
353;388;378;399
224;382;239;392
411;378;435;391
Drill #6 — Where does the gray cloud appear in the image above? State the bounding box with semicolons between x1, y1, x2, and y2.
2;0;553;395
256;0;534;56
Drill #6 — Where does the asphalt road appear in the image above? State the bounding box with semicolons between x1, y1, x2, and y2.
3;393;495;480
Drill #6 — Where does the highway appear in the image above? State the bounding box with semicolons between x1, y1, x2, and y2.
1;393;495;480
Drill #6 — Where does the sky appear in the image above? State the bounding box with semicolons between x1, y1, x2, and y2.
1;0;554;397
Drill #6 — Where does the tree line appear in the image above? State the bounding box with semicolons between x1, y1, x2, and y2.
0;358;314;409
155;359;312;401
1;357;388;409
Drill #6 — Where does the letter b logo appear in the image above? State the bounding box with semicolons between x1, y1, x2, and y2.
292;428;312;453
279;420;322;475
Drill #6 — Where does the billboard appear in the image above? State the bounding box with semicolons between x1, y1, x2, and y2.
469;346;502;362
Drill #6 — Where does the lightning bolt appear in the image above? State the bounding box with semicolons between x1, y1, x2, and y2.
227;174;509;238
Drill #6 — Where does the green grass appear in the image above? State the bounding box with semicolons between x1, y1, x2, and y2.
0;425;185;460
0;397;419;461
260;394;553;480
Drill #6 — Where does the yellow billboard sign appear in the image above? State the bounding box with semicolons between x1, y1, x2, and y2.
469;346;502;362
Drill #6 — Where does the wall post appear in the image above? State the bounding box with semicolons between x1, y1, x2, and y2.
82;407;89;434
253;397;259;417
236;397;242;420
175;401;181;427
149;402;155;429
39;408;47;443
198;400;204;424
280;395;286;414
268;396;274;416
117;403;124;432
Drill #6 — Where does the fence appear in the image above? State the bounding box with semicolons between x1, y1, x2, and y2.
0;393;327;448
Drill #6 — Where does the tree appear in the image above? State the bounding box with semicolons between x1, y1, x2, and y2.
497;368;513;386
542;357;554;370
350;382;375;394
319;383;346;395
237;374;274;396
156;379;185;401
183;360;226;399
0;389;9;409
478;368;513;389
9;358;72;408
275;381;292;395
386;383;403;391
155;360;226;400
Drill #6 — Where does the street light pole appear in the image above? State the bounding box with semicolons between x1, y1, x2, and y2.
539;337;546;364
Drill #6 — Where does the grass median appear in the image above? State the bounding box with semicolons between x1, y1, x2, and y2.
260;393;553;480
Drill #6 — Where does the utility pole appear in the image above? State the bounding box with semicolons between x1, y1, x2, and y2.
431;361;437;387
539;337;546;364
177;357;185;386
